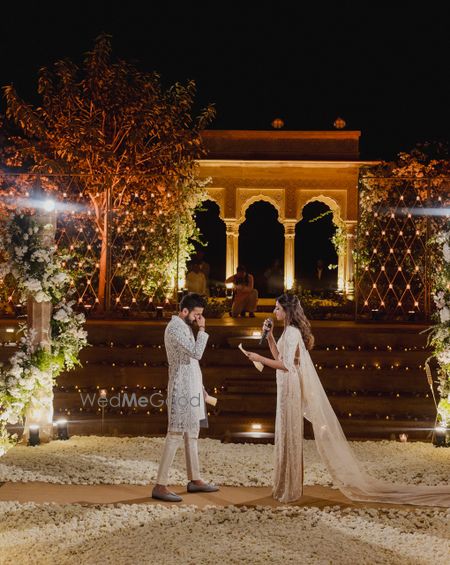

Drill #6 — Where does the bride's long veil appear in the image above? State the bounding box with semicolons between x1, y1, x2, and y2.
297;334;450;507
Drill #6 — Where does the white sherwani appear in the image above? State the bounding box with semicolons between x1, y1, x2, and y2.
164;315;208;435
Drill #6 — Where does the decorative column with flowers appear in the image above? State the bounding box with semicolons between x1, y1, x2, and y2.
22;204;56;442
426;226;450;438
0;200;87;455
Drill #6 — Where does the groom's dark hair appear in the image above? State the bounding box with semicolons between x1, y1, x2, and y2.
180;293;207;312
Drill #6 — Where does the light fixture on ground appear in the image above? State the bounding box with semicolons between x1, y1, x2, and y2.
371;309;382;321
99;389;108;434
28;424;40;446
55;419;69;440
433;425;449;447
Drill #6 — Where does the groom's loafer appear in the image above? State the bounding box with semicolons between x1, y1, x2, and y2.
151;489;183;502
187;481;220;493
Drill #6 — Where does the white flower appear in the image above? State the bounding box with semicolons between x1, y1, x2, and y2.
53;309;70;323
439;306;450;324
24;279;43;293
34;291;51;303
14;246;27;257
52;272;69;285
443;242;450;262
437;350;450;365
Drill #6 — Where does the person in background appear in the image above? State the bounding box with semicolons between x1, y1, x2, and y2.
185;262;207;295
311;258;330;291
193;249;210;295
264;258;284;297
225;264;258;318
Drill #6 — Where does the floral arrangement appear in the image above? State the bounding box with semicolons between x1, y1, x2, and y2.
426;228;450;427
203;297;232;318
0;211;87;455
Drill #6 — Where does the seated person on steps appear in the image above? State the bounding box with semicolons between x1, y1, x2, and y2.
185;261;207;296
225;264;258;318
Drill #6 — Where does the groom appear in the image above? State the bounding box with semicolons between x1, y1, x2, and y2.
152;293;219;502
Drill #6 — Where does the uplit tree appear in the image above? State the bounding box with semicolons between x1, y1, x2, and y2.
3;34;215;309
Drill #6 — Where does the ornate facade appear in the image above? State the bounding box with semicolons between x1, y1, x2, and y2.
198;130;375;294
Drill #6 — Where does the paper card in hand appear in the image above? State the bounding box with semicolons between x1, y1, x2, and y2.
238;343;264;372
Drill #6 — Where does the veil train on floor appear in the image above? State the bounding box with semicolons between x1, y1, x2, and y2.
290;333;450;507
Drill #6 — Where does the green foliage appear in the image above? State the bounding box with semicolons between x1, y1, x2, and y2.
203;297;232;318
309;210;346;268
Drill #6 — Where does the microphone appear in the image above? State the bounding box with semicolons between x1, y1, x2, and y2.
259;317;273;345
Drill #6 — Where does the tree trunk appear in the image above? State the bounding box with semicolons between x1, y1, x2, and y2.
97;223;108;312
96;184;111;313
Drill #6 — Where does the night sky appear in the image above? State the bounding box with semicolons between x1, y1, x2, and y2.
1;3;449;160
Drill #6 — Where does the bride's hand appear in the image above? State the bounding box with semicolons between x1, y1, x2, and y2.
262;319;274;337
247;351;262;363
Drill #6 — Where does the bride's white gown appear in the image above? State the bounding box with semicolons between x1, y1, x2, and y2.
273;325;450;506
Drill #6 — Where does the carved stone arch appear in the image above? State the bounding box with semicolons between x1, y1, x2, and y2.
238;192;285;225
297;194;347;292
204;187;226;220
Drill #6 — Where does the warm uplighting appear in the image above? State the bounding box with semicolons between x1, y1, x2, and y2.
433;425;449;447
251;423;262;431
55;419;69;440
28;424;40;446
285;274;294;291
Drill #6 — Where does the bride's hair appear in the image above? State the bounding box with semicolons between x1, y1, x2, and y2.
276;293;314;350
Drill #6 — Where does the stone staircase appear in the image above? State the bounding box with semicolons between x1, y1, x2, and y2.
0;317;437;441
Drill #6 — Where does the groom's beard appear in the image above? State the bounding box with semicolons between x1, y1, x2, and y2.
183;316;194;326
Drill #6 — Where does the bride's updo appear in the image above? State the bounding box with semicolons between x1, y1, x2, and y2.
276;293;315;350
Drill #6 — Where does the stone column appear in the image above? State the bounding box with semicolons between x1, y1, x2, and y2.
283;221;297;291
344;221;357;297
225;220;239;279
23;208;57;443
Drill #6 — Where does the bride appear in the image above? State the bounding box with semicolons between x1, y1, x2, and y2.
245;293;450;506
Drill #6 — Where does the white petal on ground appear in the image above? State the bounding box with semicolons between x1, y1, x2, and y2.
0;502;448;565
1;436;449;488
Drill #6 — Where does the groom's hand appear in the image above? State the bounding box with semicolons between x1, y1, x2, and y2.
195;314;206;330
